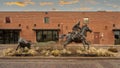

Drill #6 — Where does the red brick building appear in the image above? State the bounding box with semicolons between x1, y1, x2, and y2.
0;11;120;45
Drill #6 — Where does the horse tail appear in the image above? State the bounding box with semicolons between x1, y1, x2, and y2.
59;34;66;39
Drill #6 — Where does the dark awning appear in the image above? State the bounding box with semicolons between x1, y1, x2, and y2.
112;29;120;31
0;27;21;31
33;27;60;31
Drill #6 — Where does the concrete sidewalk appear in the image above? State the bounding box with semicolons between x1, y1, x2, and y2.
0;57;119;68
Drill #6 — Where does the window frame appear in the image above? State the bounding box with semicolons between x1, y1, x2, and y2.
44;17;49;24
83;17;89;24
5;16;11;23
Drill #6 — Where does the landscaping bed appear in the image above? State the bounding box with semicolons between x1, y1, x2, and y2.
2;44;120;57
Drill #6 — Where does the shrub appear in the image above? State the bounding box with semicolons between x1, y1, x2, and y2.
108;47;118;53
2;46;118;57
60;49;72;56
3;48;16;56
28;49;38;56
96;48;115;57
76;47;117;57
51;49;61;56
40;50;51;56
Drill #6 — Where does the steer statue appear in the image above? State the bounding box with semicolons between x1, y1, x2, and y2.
16;37;32;50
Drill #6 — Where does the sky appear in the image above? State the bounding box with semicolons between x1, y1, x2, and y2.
0;0;120;11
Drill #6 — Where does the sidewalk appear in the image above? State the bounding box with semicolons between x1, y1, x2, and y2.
0;57;119;68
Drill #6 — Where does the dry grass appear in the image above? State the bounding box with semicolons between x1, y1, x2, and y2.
3;48;16;56
3;47;38;56
108;47;118;53
2;46;119;57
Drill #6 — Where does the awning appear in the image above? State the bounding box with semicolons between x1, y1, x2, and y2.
33;27;60;31
112;29;120;31
0;27;21;31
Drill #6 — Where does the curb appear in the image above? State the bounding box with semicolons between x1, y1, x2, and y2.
0;56;120;60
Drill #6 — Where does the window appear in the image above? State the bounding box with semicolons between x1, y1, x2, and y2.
44;17;49;23
83;17;89;24
36;30;59;42
0;30;20;44
5;17;11;23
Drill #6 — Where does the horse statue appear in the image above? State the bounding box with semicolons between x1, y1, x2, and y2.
16;37;31;50
63;24;92;50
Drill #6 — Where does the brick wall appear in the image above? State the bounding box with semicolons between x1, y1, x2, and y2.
0;11;120;45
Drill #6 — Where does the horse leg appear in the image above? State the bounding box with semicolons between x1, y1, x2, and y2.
63;39;72;48
84;40;90;50
27;43;31;49
16;45;20;50
81;40;86;50
28;46;31;49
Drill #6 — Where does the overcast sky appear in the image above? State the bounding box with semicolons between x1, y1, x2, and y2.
0;0;120;11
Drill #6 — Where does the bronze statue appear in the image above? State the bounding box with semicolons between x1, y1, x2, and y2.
16;37;31;50
72;21;81;33
71;21;81;39
63;23;92;50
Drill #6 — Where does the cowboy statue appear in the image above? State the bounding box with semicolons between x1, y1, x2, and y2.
63;21;92;50
71;21;81;39
72;20;81;34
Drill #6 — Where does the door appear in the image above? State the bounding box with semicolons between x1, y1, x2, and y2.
94;32;100;44
0;31;4;43
113;30;120;45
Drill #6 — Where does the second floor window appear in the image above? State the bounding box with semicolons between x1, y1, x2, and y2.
5;17;11;23
44;17;49;24
83;17;89;24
